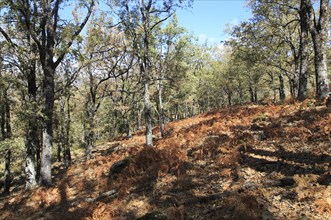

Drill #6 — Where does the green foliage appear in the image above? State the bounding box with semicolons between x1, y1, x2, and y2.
0;0;329;187
0;137;25;174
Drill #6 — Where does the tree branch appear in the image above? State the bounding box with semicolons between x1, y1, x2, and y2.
0;26;17;48
149;12;174;32
54;0;95;67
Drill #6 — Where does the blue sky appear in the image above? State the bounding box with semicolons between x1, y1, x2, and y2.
176;0;252;45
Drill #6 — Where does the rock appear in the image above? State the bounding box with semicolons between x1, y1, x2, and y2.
279;177;296;187
251;123;263;131
263;179;281;187
243;182;259;190
85;190;117;203
109;158;130;178
318;172;331;186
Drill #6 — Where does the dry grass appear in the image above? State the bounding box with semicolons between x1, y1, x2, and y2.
1;101;330;219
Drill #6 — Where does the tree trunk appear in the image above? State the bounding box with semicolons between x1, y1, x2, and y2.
123;116;132;138
36;133;41;181
249;86;255;102
1;94;5;140
298;0;310;101
86;108;95;160
309;0;330;99
4;90;11;138
254;87;258;102
227;91;232;107
279;73;286;102
142;47;153;145
25;111;38;189
57;99;66;162
25;59;38;189
3;149;11;196
40;64;55;187
55;117;62;162
64;95;71;168
57;142;62;162
237;84;244;104
137;107;143;131
140;2;153;147
289;79;294;99
144;80;153;146
292;56;300;99
157;80;165;138
85;65;97;160
268;72;277;103
175;104;179;120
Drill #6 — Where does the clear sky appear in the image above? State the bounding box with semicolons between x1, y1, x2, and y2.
176;0;252;45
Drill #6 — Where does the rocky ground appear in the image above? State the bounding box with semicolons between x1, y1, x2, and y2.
0;102;330;219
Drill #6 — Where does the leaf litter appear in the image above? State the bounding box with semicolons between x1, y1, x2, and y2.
0;102;330;219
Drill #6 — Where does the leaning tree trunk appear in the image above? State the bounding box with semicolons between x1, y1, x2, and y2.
298;0;310;101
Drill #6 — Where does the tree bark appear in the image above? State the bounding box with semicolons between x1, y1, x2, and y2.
4;90;11;138
287;47;300;99
279;73;286;102
39;64;55;186
141;1;153;147
3;149;11;196
227;90;232;107
25;61;39;189
36;131;41;181
1;94;5;140
144;80;153;146
3;0;94;187
86;112;95;160
298;0;310;101
64;95;71;168
157;80;165;137
137;107;143;131
85;65;97;160
57;99;66;162
254;87;258;102
308;0;330;99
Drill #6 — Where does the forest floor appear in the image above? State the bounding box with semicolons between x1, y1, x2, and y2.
0;101;330;220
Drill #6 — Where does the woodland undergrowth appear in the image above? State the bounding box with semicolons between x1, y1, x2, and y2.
0;101;330;220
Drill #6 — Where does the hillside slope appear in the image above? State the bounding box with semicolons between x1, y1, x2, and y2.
1;103;330;220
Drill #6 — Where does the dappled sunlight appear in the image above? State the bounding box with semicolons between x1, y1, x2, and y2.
1;102;330;219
